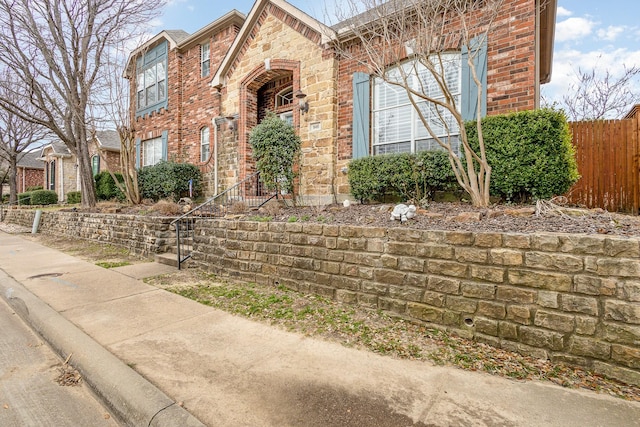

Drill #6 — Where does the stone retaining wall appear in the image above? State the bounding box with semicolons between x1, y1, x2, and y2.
192;219;640;386
2;208;174;256
2;210;639;386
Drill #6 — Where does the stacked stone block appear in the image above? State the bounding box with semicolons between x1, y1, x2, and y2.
3;209;174;256
191;219;640;386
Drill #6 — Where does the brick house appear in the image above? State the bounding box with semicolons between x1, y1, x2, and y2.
128;0;557;204
39;130;121;202
15;150;44;193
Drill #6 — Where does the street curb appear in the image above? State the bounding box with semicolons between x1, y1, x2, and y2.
0;270;205;427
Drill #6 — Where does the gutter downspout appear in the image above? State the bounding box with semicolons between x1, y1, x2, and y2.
534;0;541;109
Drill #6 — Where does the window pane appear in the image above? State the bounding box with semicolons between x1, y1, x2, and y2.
137;91;145;109
374;104;412;145
137;72;144;91
374;142;411;155
156;62;165;82
146;85;156;105
157;80;166;101
280;111;293;125
201;44;210;77
145;67;156;89
201;127;210;161
143;137;163;166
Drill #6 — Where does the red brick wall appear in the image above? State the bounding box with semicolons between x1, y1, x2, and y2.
335;0;539;162
16;167;43;193
131;24;240;169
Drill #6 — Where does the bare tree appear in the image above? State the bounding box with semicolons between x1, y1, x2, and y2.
0;72;49;204
0;0;165;207
331;0;506;207
549;64;640;121
91;40;143;205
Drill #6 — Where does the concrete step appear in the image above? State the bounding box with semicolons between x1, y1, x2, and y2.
155;252;178;268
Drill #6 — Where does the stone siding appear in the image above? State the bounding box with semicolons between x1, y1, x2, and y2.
3;209;174;256
190;219;640;386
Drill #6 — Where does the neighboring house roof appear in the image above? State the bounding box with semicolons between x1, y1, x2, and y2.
624;104;640;120
211;0;336;87
39;140;72;159
95;130;121;152
16;150;44;170
164;29;191;45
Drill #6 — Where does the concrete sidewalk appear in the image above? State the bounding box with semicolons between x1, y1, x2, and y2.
0;231;639;427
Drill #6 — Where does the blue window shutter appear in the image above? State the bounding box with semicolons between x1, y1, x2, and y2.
135;138;141;169
461;36;488;121
161;130;168;161
352;72;370;159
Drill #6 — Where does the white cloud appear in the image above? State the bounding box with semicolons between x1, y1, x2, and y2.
556;17;596;42
597;25;626;42
556;7;572;17
542;47;640;110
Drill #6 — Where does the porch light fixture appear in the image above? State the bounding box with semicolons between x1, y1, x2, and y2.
294;90;308;114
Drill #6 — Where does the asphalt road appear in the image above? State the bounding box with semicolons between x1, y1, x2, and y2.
0;296;119;427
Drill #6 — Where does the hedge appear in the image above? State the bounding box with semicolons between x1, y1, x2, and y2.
137;161;202;202
30;190;58;205
17;192;33;205
348;150;457;203
95;171;125;201
466;108;579;202
66;191;81;204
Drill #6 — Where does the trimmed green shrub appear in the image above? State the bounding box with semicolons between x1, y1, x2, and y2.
18;192;32;205
26;185;43;191
466;108;579;202
95;171;125;201
30;190;58;205
137;161;202;202
66;191;81;204
249;112;301;195
348;150;456;203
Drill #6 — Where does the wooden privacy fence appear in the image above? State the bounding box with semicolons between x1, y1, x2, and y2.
567;115;640;214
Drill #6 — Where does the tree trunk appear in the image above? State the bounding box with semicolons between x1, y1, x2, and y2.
8;155;17;204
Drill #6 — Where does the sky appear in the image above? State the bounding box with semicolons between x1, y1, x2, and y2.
157;0;640;114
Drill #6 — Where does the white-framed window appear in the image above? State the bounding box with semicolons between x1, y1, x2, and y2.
201;42;210;78
276;86;294;108
143;137;163;167
136;43;167;113
200;126;210;162
280;111;293;126
373;54;461;155
91;155;100;176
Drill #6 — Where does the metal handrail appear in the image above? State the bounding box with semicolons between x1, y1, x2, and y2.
169;172;276;269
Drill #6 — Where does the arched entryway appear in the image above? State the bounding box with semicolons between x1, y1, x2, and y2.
238;59;301;182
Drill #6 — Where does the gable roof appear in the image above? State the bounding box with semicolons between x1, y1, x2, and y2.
17;150;44;170
211;0;336;87
95;130;121;152
39;140;71;158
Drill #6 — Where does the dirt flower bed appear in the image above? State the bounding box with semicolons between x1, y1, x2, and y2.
253;200;640;237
